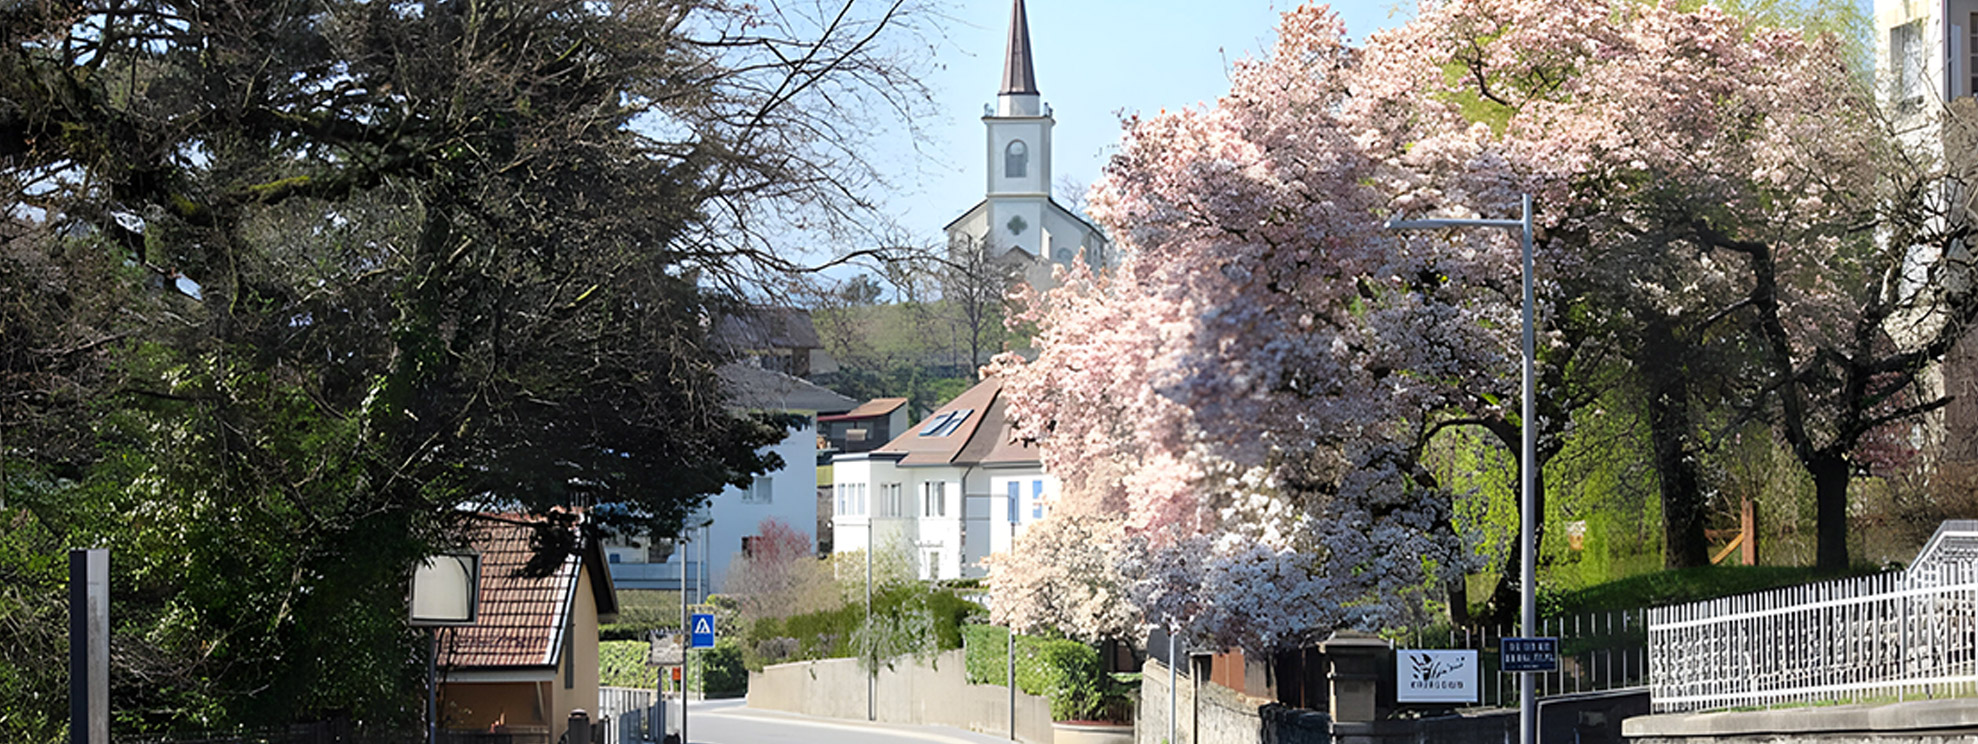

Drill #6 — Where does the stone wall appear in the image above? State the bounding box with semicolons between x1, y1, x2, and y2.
1137;656;1650;744
746;650;1055;743
1139;657;1299;744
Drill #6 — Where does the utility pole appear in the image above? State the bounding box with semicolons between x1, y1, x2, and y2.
679;532;689;744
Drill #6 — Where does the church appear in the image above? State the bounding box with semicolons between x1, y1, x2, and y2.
944;0;1112;292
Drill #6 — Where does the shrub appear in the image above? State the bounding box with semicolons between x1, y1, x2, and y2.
738;584;983;672
600;640;655;688
694;637;748;697
962;625;1110;722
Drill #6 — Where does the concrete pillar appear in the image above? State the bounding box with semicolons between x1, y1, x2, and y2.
1319;632;1392;724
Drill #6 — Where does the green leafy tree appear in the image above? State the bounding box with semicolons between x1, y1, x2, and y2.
0;0;931;733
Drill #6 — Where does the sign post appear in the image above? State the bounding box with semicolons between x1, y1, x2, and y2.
409;553;480;744
71;549;109;744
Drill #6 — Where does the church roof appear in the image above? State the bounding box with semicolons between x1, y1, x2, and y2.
942;197;1109;246
1000;0;1038;96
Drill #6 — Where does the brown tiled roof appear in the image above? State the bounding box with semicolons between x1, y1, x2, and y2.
439;517;581;670
876;377;1034;467
953;385;1040;466
818;397;908;422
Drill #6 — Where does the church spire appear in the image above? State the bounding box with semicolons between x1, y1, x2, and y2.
999;0;1038;96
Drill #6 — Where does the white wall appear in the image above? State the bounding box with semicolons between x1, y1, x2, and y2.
603;419;821;595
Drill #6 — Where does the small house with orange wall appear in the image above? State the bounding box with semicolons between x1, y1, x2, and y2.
436;515;619;743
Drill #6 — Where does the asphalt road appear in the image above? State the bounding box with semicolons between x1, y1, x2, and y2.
681;699;1016;744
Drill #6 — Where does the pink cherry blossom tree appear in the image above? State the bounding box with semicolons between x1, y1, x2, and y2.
991;0;1966;648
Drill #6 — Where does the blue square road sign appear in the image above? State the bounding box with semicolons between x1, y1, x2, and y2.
690;613;716;649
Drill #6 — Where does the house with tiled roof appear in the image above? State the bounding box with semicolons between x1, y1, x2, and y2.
436;515;618;743
817;397;911;456
830;375;1058;580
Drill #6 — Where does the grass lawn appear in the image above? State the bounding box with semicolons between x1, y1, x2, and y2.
1550;563;1880;614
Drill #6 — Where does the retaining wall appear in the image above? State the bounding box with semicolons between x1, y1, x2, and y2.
746;649;1056;743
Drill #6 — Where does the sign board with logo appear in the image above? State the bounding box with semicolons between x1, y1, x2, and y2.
689;613;716;649
1396;649;1479;703
647;632;683;666
1501;637;1558;672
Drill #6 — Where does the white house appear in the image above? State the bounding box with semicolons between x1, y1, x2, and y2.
1874;0;1978;464
603;363;857;595
831;375;1058;580
944;0;1111;295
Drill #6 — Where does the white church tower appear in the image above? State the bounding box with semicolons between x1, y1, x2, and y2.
944;0;1111;293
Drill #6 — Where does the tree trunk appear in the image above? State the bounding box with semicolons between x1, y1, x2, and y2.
1643;318;1710;569
1485;436;1545;626
1812;453;1851;572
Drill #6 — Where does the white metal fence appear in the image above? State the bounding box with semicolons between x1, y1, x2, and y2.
1403;610;1649;708
597;686;662;744
1647;521;1978;713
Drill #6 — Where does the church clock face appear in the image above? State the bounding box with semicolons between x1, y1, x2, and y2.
1006;215;1028;236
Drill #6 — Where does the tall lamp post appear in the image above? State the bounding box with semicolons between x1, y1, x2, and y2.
1385;194;1537;744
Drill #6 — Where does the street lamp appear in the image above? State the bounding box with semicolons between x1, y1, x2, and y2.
1385;194;1537;744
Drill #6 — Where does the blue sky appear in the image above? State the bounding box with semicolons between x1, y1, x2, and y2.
877;0;1415;248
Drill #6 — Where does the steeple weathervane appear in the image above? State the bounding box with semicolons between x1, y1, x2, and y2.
1000;0;1038;96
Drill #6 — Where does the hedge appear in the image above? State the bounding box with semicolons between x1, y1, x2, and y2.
961;625;1110;722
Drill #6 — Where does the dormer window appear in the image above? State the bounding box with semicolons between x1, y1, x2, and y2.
1005;140;1028;178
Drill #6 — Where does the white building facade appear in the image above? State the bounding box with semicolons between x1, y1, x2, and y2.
830;376;1058;580
603;364;856;595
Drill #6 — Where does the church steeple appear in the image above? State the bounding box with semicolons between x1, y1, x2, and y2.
1000;0;1037;96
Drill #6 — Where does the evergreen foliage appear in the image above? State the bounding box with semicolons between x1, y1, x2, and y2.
0;0;932;733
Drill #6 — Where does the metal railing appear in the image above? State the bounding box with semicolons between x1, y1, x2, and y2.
1647;521;1978;713
597;686;661;744
1401;610;1649;708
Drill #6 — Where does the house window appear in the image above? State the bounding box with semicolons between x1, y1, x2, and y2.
1969;14;1977;97
1007;481;1020;523
743;475;773;504
1006;140;1028;178
608;552;622;564
883;483;902;517
937;409;971;436
924;481;947;517
1031;480;1045;519
836;484;846;516
742;535;759;558
856;483;867;515
918;409;973;437
926;551;940;580
1894;20;1926;107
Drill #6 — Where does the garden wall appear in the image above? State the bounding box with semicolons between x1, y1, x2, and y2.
747;649;1056;743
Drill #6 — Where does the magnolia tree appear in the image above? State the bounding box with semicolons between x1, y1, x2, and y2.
992;0;1955;650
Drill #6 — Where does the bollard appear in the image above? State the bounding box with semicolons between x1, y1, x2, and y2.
567;709;591;744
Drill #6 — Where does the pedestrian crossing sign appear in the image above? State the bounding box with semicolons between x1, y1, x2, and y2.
690;613;715;649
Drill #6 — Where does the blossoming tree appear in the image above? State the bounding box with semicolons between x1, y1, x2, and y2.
991;0;1964;649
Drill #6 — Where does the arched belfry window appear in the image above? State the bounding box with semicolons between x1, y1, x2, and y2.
1005;140;1028;179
